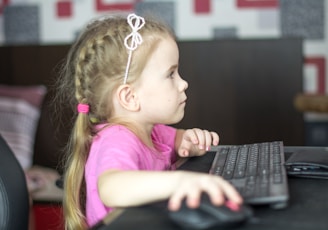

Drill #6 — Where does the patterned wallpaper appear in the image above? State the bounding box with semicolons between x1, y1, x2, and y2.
0;0;327;95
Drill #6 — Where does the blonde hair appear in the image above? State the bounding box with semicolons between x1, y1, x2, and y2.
56;13;175;230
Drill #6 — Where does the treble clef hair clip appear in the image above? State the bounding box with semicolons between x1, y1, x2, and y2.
123;13;145;84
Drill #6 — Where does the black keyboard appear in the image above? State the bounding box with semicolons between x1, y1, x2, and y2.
209;141;289;209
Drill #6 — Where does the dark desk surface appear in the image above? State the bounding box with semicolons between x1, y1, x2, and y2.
94;146;328;230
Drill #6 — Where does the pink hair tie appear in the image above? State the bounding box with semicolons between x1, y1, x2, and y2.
77;103;89;114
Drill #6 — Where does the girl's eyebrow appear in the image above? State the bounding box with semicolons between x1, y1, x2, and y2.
163;64;179;76
167;64;178;72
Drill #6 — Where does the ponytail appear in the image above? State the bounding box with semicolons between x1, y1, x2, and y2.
63;110;92;230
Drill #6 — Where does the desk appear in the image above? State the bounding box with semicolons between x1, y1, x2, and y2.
94;147;328;230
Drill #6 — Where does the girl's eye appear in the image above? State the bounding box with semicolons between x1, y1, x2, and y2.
169;71;175;78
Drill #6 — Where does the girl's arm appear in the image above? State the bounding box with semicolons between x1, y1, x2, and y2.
98;169;242;211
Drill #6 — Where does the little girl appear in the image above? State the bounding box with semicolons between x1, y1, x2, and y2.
57;13;242;230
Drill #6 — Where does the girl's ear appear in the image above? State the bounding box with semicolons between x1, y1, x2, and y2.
116;84;140;111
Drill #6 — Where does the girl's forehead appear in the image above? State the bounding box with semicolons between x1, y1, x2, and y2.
158;38;179;60
139;39;179;75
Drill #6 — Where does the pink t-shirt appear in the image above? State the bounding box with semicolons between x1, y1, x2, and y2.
85;124;177;227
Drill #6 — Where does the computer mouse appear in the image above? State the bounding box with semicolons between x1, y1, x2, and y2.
168;194;253;230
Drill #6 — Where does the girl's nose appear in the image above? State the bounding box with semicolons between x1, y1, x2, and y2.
183;79;189;91
180;77;188;91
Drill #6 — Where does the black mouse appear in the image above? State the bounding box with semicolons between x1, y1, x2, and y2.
168;194;253;230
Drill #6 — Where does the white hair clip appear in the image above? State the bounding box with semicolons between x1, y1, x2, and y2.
123;13;145;84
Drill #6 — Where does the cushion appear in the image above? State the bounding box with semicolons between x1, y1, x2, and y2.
0;85;46;170
0;84;46;108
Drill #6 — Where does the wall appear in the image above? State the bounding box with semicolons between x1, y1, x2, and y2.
0;0;327;95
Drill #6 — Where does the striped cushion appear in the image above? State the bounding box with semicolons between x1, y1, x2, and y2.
0;85;46;170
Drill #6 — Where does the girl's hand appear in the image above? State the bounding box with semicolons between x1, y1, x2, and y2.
177;128;219;157
168;172;243;211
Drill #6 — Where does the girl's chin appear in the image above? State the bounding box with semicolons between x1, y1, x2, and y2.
169;112;185;125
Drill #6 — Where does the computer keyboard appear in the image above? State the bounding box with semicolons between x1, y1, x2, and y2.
209;141;289;209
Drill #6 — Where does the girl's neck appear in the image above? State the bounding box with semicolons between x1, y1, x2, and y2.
108;117;155;147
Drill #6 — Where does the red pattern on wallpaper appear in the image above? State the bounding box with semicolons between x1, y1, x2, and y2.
305;57;326;94
194;0;211;14
0;0;10;14
54;0;215;17
57;1;72;18
237;0;278;8
96;0;139;12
